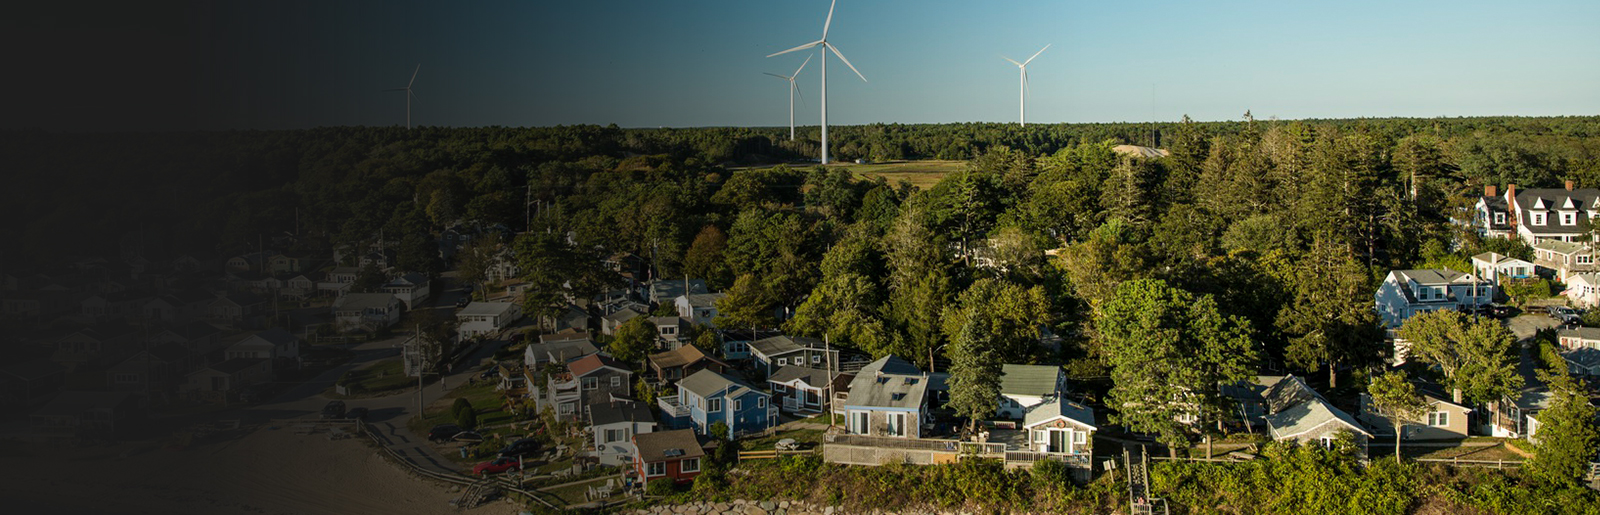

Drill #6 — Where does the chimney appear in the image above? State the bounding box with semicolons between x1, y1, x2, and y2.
1485;185;1496;198
1566;180;1575;191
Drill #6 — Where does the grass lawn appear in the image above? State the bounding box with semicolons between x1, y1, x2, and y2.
741;428;824;450
408;380;526;440
735;160;965;190
545;482;596;505
337;358;412;394
1409;443;1525;462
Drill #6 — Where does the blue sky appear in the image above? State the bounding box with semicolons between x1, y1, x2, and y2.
6;0;1599;130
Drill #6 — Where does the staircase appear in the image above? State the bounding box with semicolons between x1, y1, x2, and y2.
1125;445;1168;515
453;478;500;508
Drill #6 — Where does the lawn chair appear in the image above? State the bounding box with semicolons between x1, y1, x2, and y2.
597;478;615;498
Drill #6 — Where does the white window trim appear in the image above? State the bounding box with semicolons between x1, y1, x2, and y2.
611;376;622;387
776;358;787;366
708;398;722;413
646;461;666;477
1494;212;1506;224
680;457;700;473
733;399;743;412
1073;430;1087;444
757;397;767;408
1428;411;1449;427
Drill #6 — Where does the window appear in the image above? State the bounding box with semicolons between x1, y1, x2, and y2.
1494;212;1506;225
559;404;574;415
1564;212;1577;226
776;358;787;366
1073;430;1087;444
1534;212;1547;226
113;373;140;384
1034;430;1047;443
1318;436;1336;450
680;457;700;473
757;397;766;409
1428;411;1449;427
583;377;598;390
605;428;628;443
733;399;743;412
611;376;622;388
886;412;906;437
812;355;822;364
1581;255;1594;265
708;398;722;412
646;462;666;477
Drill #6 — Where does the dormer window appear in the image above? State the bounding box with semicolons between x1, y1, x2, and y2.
1564;212;1578;226
1533;212;1547;226
1494;212;1506;225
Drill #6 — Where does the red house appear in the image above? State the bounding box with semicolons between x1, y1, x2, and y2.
632;428;707;484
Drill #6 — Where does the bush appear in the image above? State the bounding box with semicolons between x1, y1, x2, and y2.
456;408;478;429
646;478;678;497
709;421;729;440
452;398;474;419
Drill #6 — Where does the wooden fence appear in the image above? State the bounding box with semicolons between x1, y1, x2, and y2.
738;449;817;461
1415;457;1524;469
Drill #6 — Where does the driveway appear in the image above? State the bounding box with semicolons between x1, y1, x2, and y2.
1503;313;1559;344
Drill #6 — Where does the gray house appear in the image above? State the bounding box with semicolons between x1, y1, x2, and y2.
1261;375;1371;454
838;355;945;439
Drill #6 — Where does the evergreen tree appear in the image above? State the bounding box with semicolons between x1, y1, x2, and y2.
946;310;1004;433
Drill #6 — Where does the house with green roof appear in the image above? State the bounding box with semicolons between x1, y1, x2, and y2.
996;364;1066;419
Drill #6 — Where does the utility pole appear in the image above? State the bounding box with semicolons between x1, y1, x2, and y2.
825;333;834;431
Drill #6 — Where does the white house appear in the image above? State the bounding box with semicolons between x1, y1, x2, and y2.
1476;183;1600;245
996;364;1067;419
589;398;657;466
1022;397;1096;456
332;293;402;332
381;273;431;310
1470;252;1535;285
224;327;301;366
1563;273;1600;308
457;301;522;338
1374;269;1494;328
674;293;726;328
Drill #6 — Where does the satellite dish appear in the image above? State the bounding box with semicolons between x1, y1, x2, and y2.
598;444;607;452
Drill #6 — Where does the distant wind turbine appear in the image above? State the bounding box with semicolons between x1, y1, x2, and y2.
385;64;420;129
768;0;867;165
1001;45;1049;127
764;54;812;141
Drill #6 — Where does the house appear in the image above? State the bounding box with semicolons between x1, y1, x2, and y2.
282;275;315;299
1533;240;1598;283
146;321;224;355
675;293;726;328
1561;347;1600;377
839;355;944;439
661;369;774;439
545;304;589;333
632;429;707;485
1260;375;1371;454
601;304;648;336
225;327;301;366
183;358;272;403
648;345;726;385
1557;326;1600;351
1221;376;1287;430
143;289;216;323
332;293;402;332
458;301;522;338
1488;387;1554;439
997;364;1068;419
523;335;600;368
360;249;394;270
748;335;839;377
80;290;154;322
31;391;143;437
1471;252;1536;285
318;267;360;295
644;279;708;305
226;251;280;273
380;273;431;310
267;253;314;274
1374;269;1494;328
589;397;657;466
53;324;139;371
209;292;267;326
650;316;687;348
1563;273;1600;308
1356;384;1472;440
1475;182;1600;245
0;359;66;406
768;365;851;414
541;354;632;421
1022;397;1096;456
106;345;194;395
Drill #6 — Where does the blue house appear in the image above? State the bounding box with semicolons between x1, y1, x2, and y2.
663;369;775;439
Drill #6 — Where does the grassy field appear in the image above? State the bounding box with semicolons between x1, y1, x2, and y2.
737;160;966;190
336;358;412;394
408;380;523;439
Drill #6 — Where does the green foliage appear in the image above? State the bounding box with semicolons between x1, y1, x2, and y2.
1503;278;1555;302
1367;371;1429;463
610;317;656;364
1526;374;1600;488
708;421;729;441
945;309;1004;429
455;407;478;430
646;478;679;497
714;274;779;330
452;398;474;419
1397;310;1523;404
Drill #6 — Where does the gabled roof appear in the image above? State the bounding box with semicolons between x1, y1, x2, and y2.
1562;347;1600;370
649;345;713;370
0;359;66;381
633;428;706;462
1557;326;1600;342
749;335;825;357
1471;252;1532;266
568;354;630;378
678;369;760;399
768;365;835;388
648;316;683;328
1000;364;1063;397
1513;188;1600;235
589;398;655;427
459;301;517;317
245;327;297;347
540;328;588;344
385;273;429;287
1023;397;1096;429
526;338;599;364
603;306;647;324
1567;273;1600;288
678;293;726;308
844;355;931;410
1262;376;1371;439
1534;239;1589;255
1393;269;1478;286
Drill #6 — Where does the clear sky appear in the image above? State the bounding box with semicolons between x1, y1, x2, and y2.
5;0;1599;130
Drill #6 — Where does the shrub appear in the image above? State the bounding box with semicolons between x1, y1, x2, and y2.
709;421;729;440
646;478;678;497
456;407;479;429
452;398;474;418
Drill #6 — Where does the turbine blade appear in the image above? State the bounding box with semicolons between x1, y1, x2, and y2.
767;40;821;58
794;53;812;77
795;82;806;110
827;43;867;82
1023;44;1050;66
823;0;836;39
409;64;420;87
764;72;790;79
1002;55;1022;67
409;89;418;101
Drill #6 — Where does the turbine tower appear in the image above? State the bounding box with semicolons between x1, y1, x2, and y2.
1001;45;1049;127
763;54;811;141
768;0;866;165
385;64;420;129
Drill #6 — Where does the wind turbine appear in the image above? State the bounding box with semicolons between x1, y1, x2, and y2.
1001;45;1049;127
763;54;811;141
385;64;420;129
768;0;866;165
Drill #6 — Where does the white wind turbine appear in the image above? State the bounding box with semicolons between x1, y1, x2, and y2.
1001;45;1049;127
385;64;420;129
768;0;867;165
763;54;812;141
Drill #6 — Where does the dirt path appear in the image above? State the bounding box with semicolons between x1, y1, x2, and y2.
0;426;518;515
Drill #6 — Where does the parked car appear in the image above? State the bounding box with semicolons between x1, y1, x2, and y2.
320;400;346;420
456;297;471;308
452;431;485;443
473;456;524;475
498;437;541;457
1550;306;1581;325
345;407;368;420
428;424;463;442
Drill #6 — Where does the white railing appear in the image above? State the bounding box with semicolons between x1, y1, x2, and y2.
658;395;689;418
